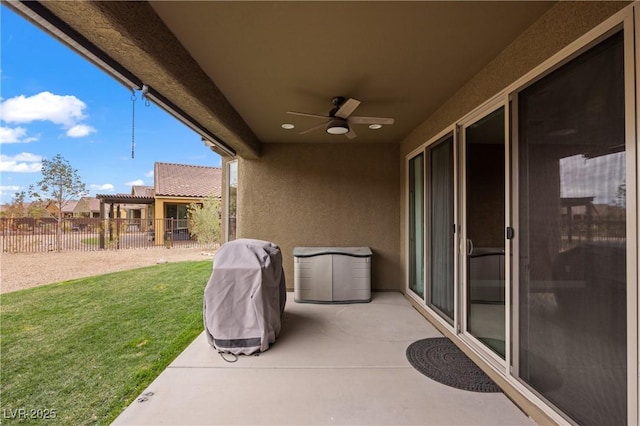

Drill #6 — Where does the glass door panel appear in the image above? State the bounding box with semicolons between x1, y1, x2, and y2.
408;153;425;298
227;160;238;241
428;135;455;321
516;31;626;425
464;107;506;358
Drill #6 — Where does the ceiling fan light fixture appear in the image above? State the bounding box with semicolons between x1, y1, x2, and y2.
326;119;349;135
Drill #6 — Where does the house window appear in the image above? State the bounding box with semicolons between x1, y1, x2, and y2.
165;203;189;230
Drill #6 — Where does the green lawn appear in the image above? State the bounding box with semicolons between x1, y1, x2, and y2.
0;260;211;425
80;237;99;245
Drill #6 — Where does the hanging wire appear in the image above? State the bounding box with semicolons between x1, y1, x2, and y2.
130;85;152;159
131;91;136;159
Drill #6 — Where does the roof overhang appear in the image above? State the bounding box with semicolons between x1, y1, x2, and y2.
6;0;259;158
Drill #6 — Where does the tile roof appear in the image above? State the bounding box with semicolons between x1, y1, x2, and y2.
154;162;222;198
61;200;78;213
132;185;155;197
75;197;101;212
87;197;101;211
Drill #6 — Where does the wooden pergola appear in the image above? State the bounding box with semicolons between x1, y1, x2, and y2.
96;194;155;249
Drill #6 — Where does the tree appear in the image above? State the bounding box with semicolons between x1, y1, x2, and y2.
4;191;49;219
31;154;88;251
4;191;27;218
616;180;626;208
188;195;222;246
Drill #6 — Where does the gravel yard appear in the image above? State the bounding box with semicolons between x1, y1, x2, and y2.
0;247;216;294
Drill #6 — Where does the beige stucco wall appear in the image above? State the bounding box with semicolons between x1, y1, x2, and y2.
237;142;400;291
398;0;630;296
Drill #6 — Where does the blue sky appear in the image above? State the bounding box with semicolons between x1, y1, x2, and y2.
0;5;221;204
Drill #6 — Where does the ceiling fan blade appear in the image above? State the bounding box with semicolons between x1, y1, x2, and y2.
299;121;328;135
348;116;395;125
345;128;357;139
287;111;330;120
335;98;361;119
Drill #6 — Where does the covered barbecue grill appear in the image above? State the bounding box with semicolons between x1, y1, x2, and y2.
203;239;286;355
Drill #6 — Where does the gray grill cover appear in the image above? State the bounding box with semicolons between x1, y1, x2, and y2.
203;239;286;355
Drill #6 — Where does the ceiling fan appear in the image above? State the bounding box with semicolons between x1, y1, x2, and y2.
287;96;394;139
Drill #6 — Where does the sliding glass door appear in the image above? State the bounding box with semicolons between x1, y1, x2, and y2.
408;134;456;325
515;30;627;425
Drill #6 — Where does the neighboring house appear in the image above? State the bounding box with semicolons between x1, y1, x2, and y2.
0;201;55;234
125;185;155;230
60;200;77;218
74;197;101;218
153;162;222;241
96;162;221;243
37;200;83;219
0;201;53;219
11;2;640;425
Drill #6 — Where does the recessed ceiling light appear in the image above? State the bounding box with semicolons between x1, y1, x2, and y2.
281;123;295;130
368;124;382;130
326;119;349;135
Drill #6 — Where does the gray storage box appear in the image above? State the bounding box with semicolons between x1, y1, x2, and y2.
293;247;372;303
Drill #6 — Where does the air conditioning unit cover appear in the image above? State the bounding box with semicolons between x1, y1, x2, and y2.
203;239;286;355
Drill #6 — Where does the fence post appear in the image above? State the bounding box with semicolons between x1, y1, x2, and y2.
99;219;105;249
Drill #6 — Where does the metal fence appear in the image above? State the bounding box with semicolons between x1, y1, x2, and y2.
560;217;626;252
0;217;217;253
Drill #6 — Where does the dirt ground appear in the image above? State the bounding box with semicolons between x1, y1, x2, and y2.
0;247;216;294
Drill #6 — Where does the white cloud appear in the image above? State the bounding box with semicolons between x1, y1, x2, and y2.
0;152;42;173
0;126;38;144
66;124;96;138
90;183;114;192
125;179;145;186
0;92;87;127
11;152;42;162
0;92;96;139
0;185;21;192
1;126;26;143
0;185;22;203
144;170;154;178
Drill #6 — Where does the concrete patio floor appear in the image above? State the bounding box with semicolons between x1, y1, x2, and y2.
113;291;535;425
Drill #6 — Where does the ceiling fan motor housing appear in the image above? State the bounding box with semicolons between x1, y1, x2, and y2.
331;96;346;106
329;97;345;117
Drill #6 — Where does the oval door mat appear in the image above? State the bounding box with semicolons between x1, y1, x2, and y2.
406;337;501;392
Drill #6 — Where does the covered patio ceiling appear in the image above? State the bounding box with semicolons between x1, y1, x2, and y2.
9;1;554;158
